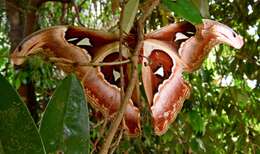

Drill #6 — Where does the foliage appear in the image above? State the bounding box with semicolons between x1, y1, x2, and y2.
161;0;202;24
0;0;259;153
0;74;45;154
0;74;90;154
120;0;139;33
39;74;90;154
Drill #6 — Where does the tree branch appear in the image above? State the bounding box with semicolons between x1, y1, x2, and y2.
119;1;126;109
72;0;85;26
98;0;160;153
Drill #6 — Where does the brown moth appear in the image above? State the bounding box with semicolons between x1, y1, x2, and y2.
11;19;243;136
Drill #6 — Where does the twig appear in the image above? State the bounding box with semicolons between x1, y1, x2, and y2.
9;54;131;67
90;118;108;154
49;55;131;67
110;129;124;154
60;3;67;24
119;1;126;108
98;1;160;154
91;119;106;129
5;1;25;13
72;0;85;27
108;4;127;153
79;0;88;9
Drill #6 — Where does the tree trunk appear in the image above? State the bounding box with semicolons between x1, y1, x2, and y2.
5;0;41;122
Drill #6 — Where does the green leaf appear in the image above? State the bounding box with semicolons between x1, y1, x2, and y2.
191;0;210;18
121;0;139;33
162;130;174;143
161;0;202;24
0;74;45;154
175;143;183;154
39;74;90;153
190;138;206;152
189;110;205;133
190;138;199;152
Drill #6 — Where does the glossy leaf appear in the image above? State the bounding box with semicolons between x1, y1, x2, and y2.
0;74;45;154
121;0;139;33
39;74;89;153
161;0;202;24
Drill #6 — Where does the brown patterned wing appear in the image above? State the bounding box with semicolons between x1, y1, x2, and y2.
142;39;190;135
11;26;141;136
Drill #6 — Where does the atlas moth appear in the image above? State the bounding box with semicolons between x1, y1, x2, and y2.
11;19;244;136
